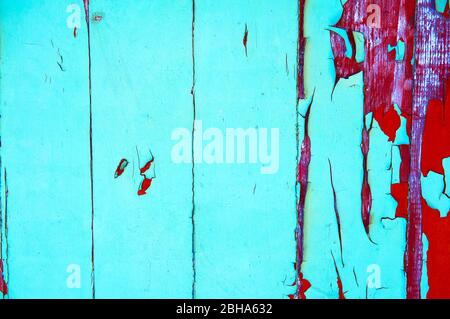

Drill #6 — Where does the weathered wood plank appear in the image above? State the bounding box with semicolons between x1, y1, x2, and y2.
194;0;298;298
88;0;193;298
0;0;92;298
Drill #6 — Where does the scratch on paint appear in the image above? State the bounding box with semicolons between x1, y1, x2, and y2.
56;49;65;72
295;89;313;299
82;0;96;299
191;0;197;299
328;159;344;265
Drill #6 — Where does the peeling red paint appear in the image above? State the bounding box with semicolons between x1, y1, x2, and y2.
373;104;401;142
292;262;311;299
408;0;450;299
332;254;345;299
295;272;311;299
421;79;450;177
392;183;409;219
330;30;363;82
296;96;312;299
328;0;415;244
73;26;77;38
399;145;411;182
0;260;7;296
137;151;156;196
140;154;155;175
332;0;418;297
2;169;8;298
421;80;450;298
138;177;154;196
337;276;345;299
114;159;129;178
335;0;415;115
422;200;450;298
361;126;372;231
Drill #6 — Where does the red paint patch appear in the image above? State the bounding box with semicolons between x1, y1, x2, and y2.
337;276;345;299
361;127;372;231
137;151;156;196
137;177;154;196
422;199;450;298
421;79;450;176
373;105;401;142
0;260;7;296
421;80;450;298
298;272;311;299
73;26;77;38
114;159;129;178
140;155;155;175
330;30;363;81
296;106;311;299
391;182;409;219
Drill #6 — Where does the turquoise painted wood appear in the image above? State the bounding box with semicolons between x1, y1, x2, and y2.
0;0;92;298
194;0;298;298
0;0;299;298
88;0;194;298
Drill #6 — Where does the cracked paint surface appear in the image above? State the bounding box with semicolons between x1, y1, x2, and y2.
296;0;449;299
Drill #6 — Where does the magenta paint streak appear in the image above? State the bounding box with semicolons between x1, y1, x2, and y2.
296;96;312;298
361;125;372;233
295;0;309;298
83;0;90;25
1;169;8;298
0;260;7;296
407;0;450;299
243;24;248;57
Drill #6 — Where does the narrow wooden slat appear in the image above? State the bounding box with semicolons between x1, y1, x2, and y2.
88;0;194;298
0;0;92;298
194;0;298;298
